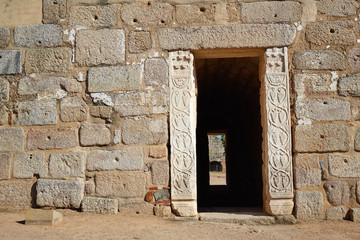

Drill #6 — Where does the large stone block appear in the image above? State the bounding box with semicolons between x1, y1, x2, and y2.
348;48;360;72
294;124;349;153
294;154;321;189
0;106;7;125
151;160;169;186
43;0;67;23
158;24;296;50
149;145;168;158
0;127;24;151
0;180;33;207
14;24;63;47
317;0;359;17
293;73;334;96
176;4;216;25
0;50;22;74
69;5;116;28
87;147;143;171
76;29;125;67
114;91;151;116
79;124;111;146
60;97;88;122
128;31;152;53
18;77;81;95
295;191;324;220
13;100;57;126
49;153;85;178
88;65;142;92
95;171;146;198
306;21;355;46
144;58;168;86
242;1;301;23
13;152;47;179
338;74;360;97
0;153;11;180
0;28;10;48
36;179;84;208
293;50;345;70
25;48;72;74
82;197;118;214
118;199;154;215
329;154;360;178
27;128;78;150
324;181;349;206
122;117;168;145
0;78;9;102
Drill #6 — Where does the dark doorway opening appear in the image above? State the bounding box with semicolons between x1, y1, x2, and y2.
196;57;263;208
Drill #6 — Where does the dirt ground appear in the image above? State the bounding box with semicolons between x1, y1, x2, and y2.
209;171;227;185
1;208;360;240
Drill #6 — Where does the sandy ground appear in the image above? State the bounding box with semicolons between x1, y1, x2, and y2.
1;208;360;240
209;171;227;185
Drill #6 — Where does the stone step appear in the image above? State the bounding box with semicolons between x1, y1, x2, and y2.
199;212;275;225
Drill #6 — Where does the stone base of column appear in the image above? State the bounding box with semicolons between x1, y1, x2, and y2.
266;199;294;216
171;201;197;217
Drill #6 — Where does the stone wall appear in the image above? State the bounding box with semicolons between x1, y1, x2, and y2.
208;135;226;171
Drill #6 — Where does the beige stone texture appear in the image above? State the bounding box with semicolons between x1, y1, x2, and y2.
0;153;11;180
338;74;360;97
0;106;7;125
317;0;359;17
18;77;81;95
13;100;57;126
294;154;321;189
27;128;78;150
128;31;152;53
348;48;360;72
0;0;42;28
267;199;294;216
151;160;169;186
355;129;360;151
295;191;324;220
14;24;63;47
293;50;345;70
43;0;67;24
350;208;360;222
82;197;118;214
149;146;168;158
176;4;216;25
90;106;113;119
293;73;334;96
144;58;169;86
0;127;24;151
114;91;151;116
0;78;9;102
118;199;154;215
25;209;63;226
154;205;172;218
326;208;344;220
329;154;360;178
69;5;117;28
49;153;85;178
0;28;10;48
0;180;33;207
357;182;360;204
324;181;349;206
79;124;111;146
172;201;197;217
226;3;240;23
60;97;88;122
13;152;47;179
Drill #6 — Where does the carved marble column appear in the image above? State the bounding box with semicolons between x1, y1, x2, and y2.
169;51;197;217
263;47;294;215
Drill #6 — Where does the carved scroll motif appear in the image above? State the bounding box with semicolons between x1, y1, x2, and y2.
265;48;293;199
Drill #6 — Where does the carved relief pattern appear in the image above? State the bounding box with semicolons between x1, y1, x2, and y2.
265;48;293;199
169;51;197;200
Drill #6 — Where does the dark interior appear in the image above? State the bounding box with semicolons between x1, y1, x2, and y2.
195;57;263;208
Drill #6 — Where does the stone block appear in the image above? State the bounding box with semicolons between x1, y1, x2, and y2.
60;97;88;122
90;93;114;106
13;152;47;179
69;5;116;28
14;24;63;47
88;65;142;92
152;91;169;114
324;181;349;206
0;78;9;102
295;98;350;121
90;106;113;119
0;107;7;125
95;171;146;198
36;179;84;208
154;189;170;201
329;154;360;178
25;48;72;74
149;146;168;158
338;74;360;97
293;50;345;70
144;58;168;86
0;50;22;74
294;124;349;153
357;182;360;204
114;130;121;144
0;127;24;151
295;191;324;220
79;124;111;146
0;180;33;207
81;197;118;214
118;199;154;214
226;3;241;23
121;3;173;27
76;29;125;67
13;100;57;126
172;201;197;217
85;179;95;195
151;160;169;186
326;208;344;220
114;91;151;116
242;1;301;23
0;153;11;180
27;128;78;150
268;199;294;215
294;154;321;189
49;153;85;178
129;31;152;53
154;205;172;218
175;4;216;25
350;208;360;222
293;73;334;96
317;0;359;17
306;21;355;46
25;209;62;226
0;28;10;48
18;77;81;95
348;48;360;72
87;147;143;171
122;117;168;145
43;0;67;23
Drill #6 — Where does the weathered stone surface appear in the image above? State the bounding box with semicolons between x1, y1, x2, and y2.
0;107;8;125
329;154;360;178
154;189;170;201
25;48;72;74
121;3;173;27
317;0;359;17
49;153;85;178
36;179;84;208
82;197;118;214
338;74;360;97
14;24;63;47
0;78;9;102
295;98;350;121
268;199;294;216
27;128;78;150
152;91;169;114
69;5;116;28
294;124;350;153
0;50;22;74
60;97;88;122
0;153;11;180
144;58;168;86
176;4;216;25
25;209;63;226
114;91;150;116
0;180;33;207
0;127;24;151
242;1;301;23
295;191;324;220
122;117;168;145
348;48;360;72
357;130;360;151
0;28;10;48
324;181;349;206
350;208;360;222
154;205;172;218
90;93;114;106
158;24;296;50
18;77;81;95
151;160;169;186
95;171;146;198
294;154;321;189
129;31;152;53
87;147;143;171
357;182;360;204
13;152;47;179
76;29;125;67
113;129;121;144
13;100;57;126
172;201;197;217
294;73;334;96
326;208;344;220
43;0;67;23
118;199;154;214
90;106;113;119
80;124;111;146
293;50;345;70
88;65;142;92
149;146;168;158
